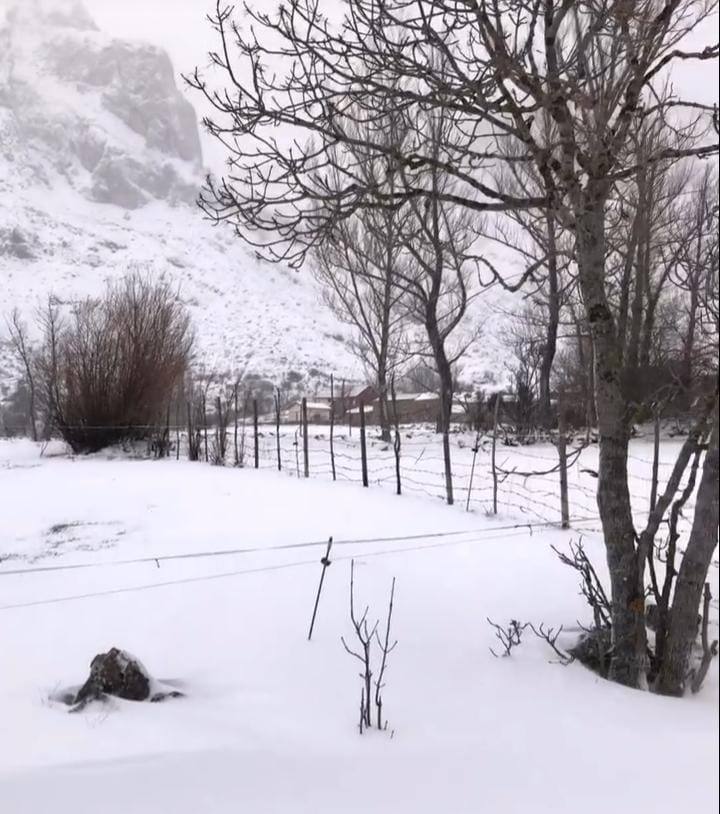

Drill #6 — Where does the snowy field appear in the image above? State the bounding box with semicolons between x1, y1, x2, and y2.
0;438;718;813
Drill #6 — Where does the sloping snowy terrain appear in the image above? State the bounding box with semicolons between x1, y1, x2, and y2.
0;0;361;390
0;0;507;394
0;438;717;813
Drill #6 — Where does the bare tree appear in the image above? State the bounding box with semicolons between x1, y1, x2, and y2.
399;104;480;504
480;127;575;428
313;107;412;441
189;0;719;688
5;308;38;441
670;165;719;389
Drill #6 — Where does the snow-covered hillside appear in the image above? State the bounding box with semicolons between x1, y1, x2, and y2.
0;0;362;390
0;0;508;396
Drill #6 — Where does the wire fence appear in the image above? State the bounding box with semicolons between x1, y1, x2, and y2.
2;407;696;543
0;518;605;611
167;414;690;534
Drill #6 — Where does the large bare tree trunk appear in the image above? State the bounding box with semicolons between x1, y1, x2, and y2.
576;197;647;688
657;404;720;696
376;367;391;443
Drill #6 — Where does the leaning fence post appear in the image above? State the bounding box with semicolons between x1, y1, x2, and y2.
466;425;482;512
253;398;259;469
302;397;310;478
359;401;369;487
558;406;570;529
307;537;334;640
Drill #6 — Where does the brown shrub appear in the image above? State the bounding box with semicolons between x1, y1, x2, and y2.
38;276;193;453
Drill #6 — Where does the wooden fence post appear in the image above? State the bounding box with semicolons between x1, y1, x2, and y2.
330;374;337;481
253;398;259;469
391;379;401;495
492;393;502;515
233;385;239;466
175;401;180;461
202;392;208;463
359;401;369;487
239;393;248;467
215;395;222;462
186;400;196;462
302;396;309;478
275;388;282;471
558;406;570;529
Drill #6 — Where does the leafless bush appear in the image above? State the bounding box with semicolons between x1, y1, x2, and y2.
36;276;193;453
341;560;397;734
487;618;528;658
487;618;573;664
552;540;612;632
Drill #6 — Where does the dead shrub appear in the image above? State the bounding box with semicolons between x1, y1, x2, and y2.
37;276;193;453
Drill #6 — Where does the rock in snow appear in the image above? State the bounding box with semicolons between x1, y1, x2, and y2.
74;647;152;705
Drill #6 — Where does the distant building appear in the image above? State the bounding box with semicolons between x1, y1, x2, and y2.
346;392;442;426
309;385;379;419
281;401;333;424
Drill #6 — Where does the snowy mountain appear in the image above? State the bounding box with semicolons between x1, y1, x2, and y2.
0;0;361;392
0;0;505;399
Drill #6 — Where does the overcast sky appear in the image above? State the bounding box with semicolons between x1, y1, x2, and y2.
84;1;718;145
66;1;720;173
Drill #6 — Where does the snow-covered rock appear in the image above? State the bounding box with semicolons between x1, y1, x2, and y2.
2;0;201;207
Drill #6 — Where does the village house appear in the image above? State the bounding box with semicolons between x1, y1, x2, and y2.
280;401;333;424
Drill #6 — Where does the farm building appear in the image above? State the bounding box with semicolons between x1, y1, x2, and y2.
346;392;442;426
280;401;333;424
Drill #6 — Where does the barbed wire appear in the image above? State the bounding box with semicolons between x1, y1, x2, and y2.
0;516;602;579
0;523;604;612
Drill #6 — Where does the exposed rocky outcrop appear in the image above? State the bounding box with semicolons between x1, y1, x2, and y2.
1;0;202;209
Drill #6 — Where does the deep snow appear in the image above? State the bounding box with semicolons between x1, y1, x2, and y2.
0;439;717;813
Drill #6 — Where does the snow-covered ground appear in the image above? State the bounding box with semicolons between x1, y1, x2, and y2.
0;439;717;813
